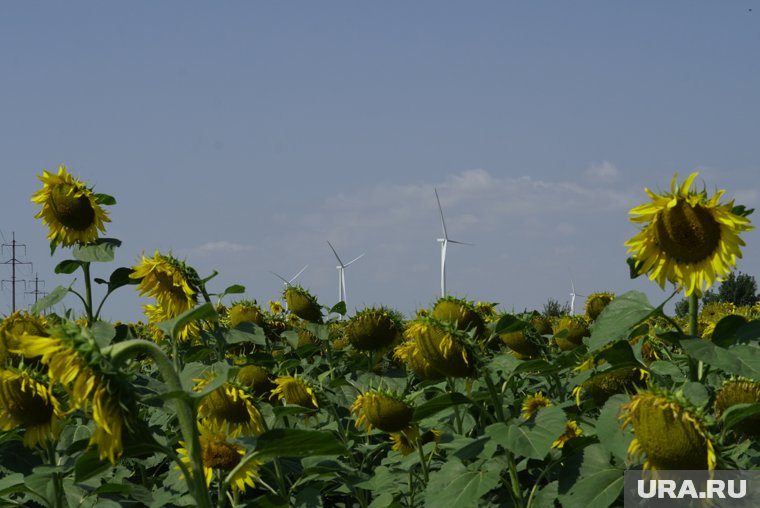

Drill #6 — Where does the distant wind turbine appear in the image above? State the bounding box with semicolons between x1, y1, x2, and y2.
569;279;585;316
270;264;308;288
435;188;471;297
327;241;364;316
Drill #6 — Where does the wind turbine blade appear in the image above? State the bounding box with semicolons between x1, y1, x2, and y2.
289;265;308;284
270;271;290;285
345;253;364;266
570;279;576;295
327;241;345;267
447;239;473;246
434;188;448;239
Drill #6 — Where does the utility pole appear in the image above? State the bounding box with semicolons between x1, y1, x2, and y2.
25;272;48;305
1;232;33;313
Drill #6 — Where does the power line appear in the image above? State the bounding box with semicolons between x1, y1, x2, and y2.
1;232;33;313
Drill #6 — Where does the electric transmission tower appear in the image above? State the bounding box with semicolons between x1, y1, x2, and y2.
1;232;33;313
25;272;48;305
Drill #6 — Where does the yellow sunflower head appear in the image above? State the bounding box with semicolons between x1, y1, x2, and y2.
577;366;649;406
31;166;112;250
130;251;199;317
351;391;414;433
431;296;486;338
521;391;552;419
552;316;589;351
270;374;319;409
393;339;445;381
196;377;265;437
283;286;322;323
0;311;49;366
403;318;475;378
621;389;716;471
178;420;262;493
235;365;275;399
552;420;583;449
344;307;404;352
389;426;441;455
0;368;63;448
625;172;753;297
584;292;615;321
227;301;265;328
714;378;760;437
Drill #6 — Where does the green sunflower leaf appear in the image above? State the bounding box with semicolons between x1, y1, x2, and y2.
330;301;347;316
589;291;656;351
412;392;471;421
217;284;246;300
156;302;218;340
720;402;760;430
108;267;139;289
31;284;69;314
54;259;83;274
423;458;502;508
93;193;117;205
680;339;760;379
73;238;122;263
254;429;346;458
486;405;567;460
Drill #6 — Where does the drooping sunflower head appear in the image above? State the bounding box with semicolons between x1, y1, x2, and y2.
521;391;552;419
270;374;319;409
0;311;49;366
625;172;753;296
31;166;111;249
389;426;441;455
196;376;265;437
178;420;263;493
227;301;265;328
235;365;275;399
529;314;554;336
622;389;716;471
714;378;760;437
344;307;404;352
498;316;545;359
578;366;649;406
553;316;589;351
431;296;486;338
403;317;475;378
393;338;444;380
584;292;615;321
283;286;322;323
0;368;63;448
351;391;414;433
474;301;498;323
130;251;199;316
552;420;583;449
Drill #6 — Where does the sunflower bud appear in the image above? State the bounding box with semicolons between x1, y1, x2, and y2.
284;287;322;323
344;307;403;351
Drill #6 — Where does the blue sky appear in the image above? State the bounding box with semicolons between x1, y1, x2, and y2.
1;2;759;320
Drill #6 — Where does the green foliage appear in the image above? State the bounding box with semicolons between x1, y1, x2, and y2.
542;297;570;317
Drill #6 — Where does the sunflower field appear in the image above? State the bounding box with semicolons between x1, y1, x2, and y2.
2;168;760;508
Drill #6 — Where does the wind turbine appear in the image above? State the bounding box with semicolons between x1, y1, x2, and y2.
327;241;364;315
569;279;585;316
435;188;471;297
270;264;308;289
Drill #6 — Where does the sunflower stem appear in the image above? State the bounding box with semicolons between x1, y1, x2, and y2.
106;339;212;508
506;451;525;508
416;437;429;484
484;371;506;423
688;293;700;382
82;262;94;325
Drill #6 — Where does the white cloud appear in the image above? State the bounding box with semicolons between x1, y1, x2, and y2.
584;161;621;182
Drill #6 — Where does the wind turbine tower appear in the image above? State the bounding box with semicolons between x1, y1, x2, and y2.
327;241;364;317
435;188;471;297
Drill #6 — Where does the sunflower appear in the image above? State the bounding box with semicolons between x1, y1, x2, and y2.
269;300;285;315
177;421;262;493
196;378;265;437
403;318;474;378
714;378;760;436
344;307;404;352
625;172;753;297
0;311;49;366
270;375;319;409
235;365;275;399
131;251;199;316
389;426;441;455
12;326;129;463
227;301;265;328
393;339;444;380
584;292;615;321
351;391;414;433
30;166;111;248
621;390;716;471
431;296;486;338
283;287;322;323
521;391;552;419
142;303;201;343
575;366;649;406
0;368;63;448
552;420;582;449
